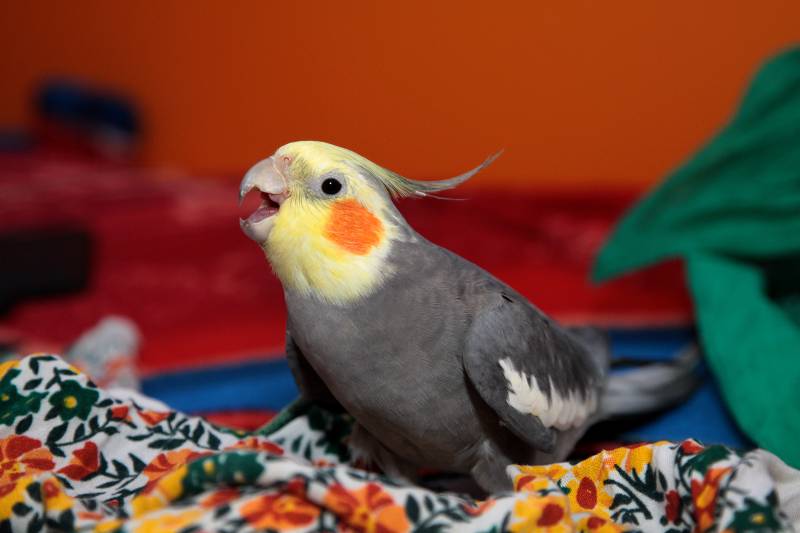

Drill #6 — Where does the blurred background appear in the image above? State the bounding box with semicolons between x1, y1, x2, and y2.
4;2;800;184
2;2;799;455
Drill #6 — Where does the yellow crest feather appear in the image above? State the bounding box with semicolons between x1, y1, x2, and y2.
278;141;500;198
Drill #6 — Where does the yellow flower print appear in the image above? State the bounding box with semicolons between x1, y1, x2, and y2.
599;443;656;476
131;464;190;518
94;519;123;533
154;464;188;501
620;444;653;475
0;477;33;521
575;514;626;532
514;464;568;491
510;494;572;533
131;508;204;533
131;494;164;519
0;361;18;379
564;452;616;515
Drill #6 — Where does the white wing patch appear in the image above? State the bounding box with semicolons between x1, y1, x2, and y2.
498;357;596;430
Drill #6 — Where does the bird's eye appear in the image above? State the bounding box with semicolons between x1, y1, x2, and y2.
321;178;342;195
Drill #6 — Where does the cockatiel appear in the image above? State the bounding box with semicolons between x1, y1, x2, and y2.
239;141;695;492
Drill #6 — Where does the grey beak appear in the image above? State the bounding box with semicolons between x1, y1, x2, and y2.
239;156;288;205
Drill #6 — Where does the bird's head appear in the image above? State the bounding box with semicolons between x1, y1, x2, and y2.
239;141;497;303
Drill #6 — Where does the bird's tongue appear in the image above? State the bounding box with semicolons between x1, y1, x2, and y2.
248;204;275;223
238;155;291;242
240;192;280;223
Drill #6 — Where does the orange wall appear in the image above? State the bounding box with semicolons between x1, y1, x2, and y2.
1;2;799;188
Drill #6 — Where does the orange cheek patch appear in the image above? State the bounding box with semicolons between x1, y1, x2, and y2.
324;199;384;255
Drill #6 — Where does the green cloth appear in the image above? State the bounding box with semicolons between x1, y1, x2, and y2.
593;48;800;467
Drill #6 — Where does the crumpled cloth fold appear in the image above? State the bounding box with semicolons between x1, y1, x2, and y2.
0;355;796;532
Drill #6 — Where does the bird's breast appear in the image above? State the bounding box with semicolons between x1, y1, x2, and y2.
284;273;483;462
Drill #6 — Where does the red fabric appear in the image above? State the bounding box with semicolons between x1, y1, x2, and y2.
0;149;691;373
201;410;276;431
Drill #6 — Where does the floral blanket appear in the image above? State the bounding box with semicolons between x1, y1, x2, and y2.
0;355;797;532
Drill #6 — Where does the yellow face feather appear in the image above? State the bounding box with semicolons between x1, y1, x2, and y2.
263;143;401;304
240;140;494;304
265;198;399;304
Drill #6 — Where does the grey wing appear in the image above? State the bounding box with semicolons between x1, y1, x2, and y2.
285;330;341;408
462;292;604;453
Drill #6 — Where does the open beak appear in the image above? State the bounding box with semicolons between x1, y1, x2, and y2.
239;156;290;243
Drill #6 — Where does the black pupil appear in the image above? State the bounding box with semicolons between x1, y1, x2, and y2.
321;178;342;195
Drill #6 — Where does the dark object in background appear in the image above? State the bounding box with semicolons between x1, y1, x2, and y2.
35;80;140;159
0;130;35;153
0;228;92;315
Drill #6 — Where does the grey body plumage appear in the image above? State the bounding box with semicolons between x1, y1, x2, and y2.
240;141;697;493
283;223;607;492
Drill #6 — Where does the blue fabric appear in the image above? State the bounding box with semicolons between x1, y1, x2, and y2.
608;327;694;361
609;327;750;448
142;357;298;413
141;328;750;449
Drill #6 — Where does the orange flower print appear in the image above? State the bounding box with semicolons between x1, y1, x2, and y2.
681;439;704;455
138;410;170;426
284;477;307;497
691;467;732;532
0;435;55;483
110;405;131;421
42;478;73;512
77;510;106;522
462;498;495;517
576;514;625;532
324;483;410;533
58;441;99;480
143;449;209;491
228;437;284;455
241;493;320;530
665;489;682;524
200;487;241;509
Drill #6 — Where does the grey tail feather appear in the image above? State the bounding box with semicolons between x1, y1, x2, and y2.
565;325;613;378
599;343;702;419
